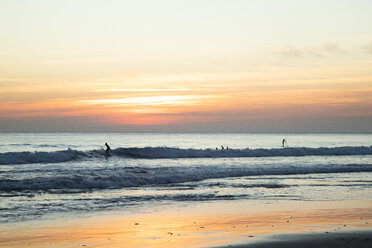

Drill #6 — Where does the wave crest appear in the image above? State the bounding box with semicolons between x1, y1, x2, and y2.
1;146;371;165
2;162;372;191
0;149;81;165
112;146;372;159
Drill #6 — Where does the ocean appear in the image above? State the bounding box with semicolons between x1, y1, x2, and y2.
1;133;372;227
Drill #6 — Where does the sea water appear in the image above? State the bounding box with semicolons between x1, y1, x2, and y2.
1;133;372;226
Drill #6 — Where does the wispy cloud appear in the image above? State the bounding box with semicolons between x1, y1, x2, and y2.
96;88;190;92
323;43;343;53
82;95;203;106
279;43;345;59
362;42;372;56
279;46;304;58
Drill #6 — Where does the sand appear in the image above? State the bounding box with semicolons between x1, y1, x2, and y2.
1;200;371;248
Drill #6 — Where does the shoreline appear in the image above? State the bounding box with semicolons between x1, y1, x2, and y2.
1;199;371;247
216;230;372;248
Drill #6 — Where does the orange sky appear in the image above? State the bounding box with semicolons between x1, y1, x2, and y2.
0;0;372;132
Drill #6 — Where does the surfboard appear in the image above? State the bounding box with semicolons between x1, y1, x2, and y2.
101;146;111;157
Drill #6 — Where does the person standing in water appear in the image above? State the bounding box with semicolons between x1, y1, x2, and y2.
105;142;111;157
282;139;287;148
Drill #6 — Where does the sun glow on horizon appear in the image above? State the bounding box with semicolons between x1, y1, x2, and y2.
0;0;371;132
81;95;204;106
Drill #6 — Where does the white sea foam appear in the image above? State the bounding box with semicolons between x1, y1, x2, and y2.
2;162;372;191
1;146;372;165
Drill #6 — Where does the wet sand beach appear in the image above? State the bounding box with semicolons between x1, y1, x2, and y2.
1;199;371;248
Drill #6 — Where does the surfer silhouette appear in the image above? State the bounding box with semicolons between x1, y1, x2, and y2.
104;142;111;157
282;139;286;148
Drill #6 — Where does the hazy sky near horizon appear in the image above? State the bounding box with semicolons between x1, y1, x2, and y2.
1;0;372;132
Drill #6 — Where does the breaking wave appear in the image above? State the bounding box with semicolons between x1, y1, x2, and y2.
112;146;372;158
0;149;81;165
1;145;372;165
2;162;372;191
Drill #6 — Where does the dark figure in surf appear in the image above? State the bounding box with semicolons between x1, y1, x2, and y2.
105;142;111;157
282;139;286;148
221;145;225;150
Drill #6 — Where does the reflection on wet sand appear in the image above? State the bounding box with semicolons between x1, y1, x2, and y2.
1;201;372;248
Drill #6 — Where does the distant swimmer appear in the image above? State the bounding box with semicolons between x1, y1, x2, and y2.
104;142;111;157
226;146;229;150
221;145;225;150
216;147;218;150
282;139;287;148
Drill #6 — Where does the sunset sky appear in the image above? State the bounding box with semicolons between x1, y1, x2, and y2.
1;0;371;132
